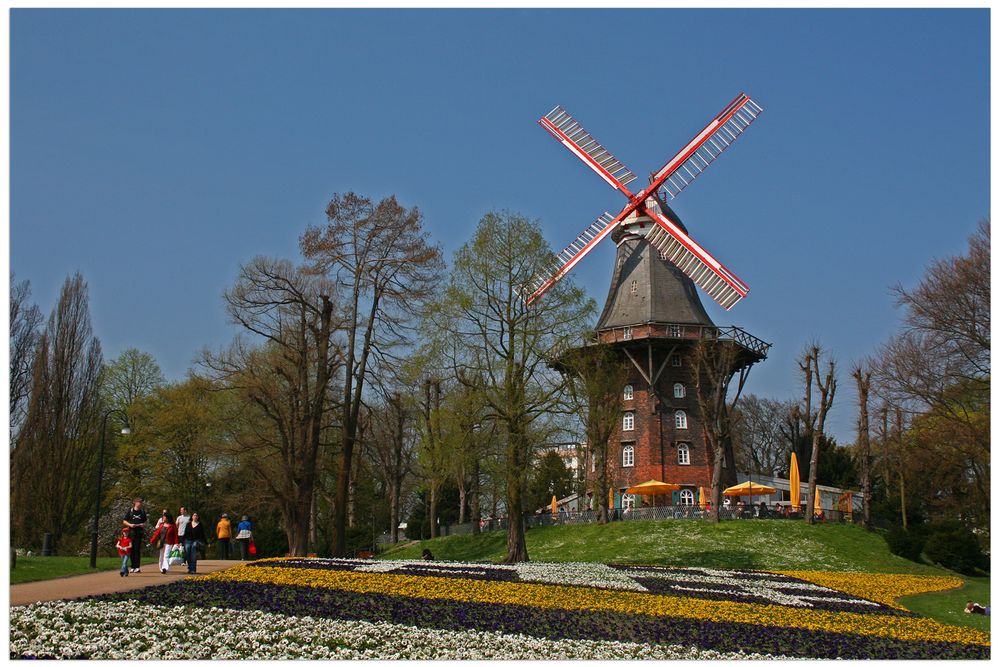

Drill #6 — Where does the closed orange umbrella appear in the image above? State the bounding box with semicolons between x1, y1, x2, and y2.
608;487;614;509
698;486;707;509
789;452;801;511
814;487;822;513
551;495;558;516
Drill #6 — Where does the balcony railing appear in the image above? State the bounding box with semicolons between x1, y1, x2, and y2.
597;323;770;358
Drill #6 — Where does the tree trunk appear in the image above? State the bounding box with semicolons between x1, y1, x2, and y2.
429;482;439;539
709;439;725;523
805;429;821;525
471;458;481;535
853;367;873;530
458;484;467;525
389;478;401;543
504;478;529;563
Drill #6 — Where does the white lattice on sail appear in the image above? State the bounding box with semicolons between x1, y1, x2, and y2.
655;96;763;200
523;212;618;304
643;208;749;311
540;107;638;195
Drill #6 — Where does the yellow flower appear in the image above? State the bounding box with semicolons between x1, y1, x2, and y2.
210;564;989;647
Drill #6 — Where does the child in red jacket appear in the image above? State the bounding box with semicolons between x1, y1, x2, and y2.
116;528;132;577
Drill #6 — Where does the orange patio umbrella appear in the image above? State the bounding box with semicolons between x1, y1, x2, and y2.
814;487;822;514
698;486;707;509
551;495;558;516
789;452;801;511
626;480;681;496
723;481;777;497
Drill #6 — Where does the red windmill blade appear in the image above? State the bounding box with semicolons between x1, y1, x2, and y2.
524;93;763;310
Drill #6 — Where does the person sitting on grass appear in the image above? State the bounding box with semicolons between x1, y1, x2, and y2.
116;528;132;577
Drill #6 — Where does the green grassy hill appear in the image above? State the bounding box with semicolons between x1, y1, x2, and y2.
383;520;939;573
381;520;989;630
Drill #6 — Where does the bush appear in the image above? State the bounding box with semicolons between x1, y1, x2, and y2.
923;522;989;575
884;525;927;562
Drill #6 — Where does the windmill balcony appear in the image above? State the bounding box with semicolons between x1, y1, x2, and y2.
597;322;771;358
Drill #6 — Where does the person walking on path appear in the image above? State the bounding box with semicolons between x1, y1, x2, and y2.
115;528;132;577
122;498;148;573
149;511;179;574
216;514;233;560
235;515;253;560
176;507;190;564
184;512;207;574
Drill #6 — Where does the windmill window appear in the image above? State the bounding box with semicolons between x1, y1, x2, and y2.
623;384;634;401
671;355;682;367
673;383;685;398
677;443;690;465
622;492;635;508
659;250;668;260
630;280;638;295
669;324;681;337
623;411;635;431
675;410;688;429
623;326;633;340
622;445;635;467
679;489;695;506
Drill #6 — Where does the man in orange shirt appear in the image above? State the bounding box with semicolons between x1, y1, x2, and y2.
216;513;233;560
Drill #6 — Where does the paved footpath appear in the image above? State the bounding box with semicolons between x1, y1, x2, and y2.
10;559;241;606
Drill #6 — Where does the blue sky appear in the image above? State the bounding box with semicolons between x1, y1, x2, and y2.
10;9;989;443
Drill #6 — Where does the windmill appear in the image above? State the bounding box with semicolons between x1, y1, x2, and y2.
523;93;763;310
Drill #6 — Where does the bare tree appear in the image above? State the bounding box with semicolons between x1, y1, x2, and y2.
852;362;873;529
368;391;418;543
201;256;338;556
424;211;594;562
873;221;989;529
733;395;795;477
803;345;837;525
10;274;43;437
560;344;629;524
694;340;753;523
301;192;444;557
11;273;103;551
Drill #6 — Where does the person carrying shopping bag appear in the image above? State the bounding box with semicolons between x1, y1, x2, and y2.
148;511;179;574
235;515;254;560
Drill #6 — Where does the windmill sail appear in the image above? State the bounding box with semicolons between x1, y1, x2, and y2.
539;107;638;196
643;206;749;310
653;94;763;201
523;212;618;305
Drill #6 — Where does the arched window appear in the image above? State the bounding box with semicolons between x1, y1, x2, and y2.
622;445;635;467
623;384;634;401
679;489;695;506
675;410;688;429
673;383;685;398
622;492;635;509
623;412;635;431
677;443;690;465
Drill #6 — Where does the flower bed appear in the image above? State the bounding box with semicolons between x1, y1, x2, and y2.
9;558;988;660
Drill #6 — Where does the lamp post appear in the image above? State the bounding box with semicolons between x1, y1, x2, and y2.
90;409;130;568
